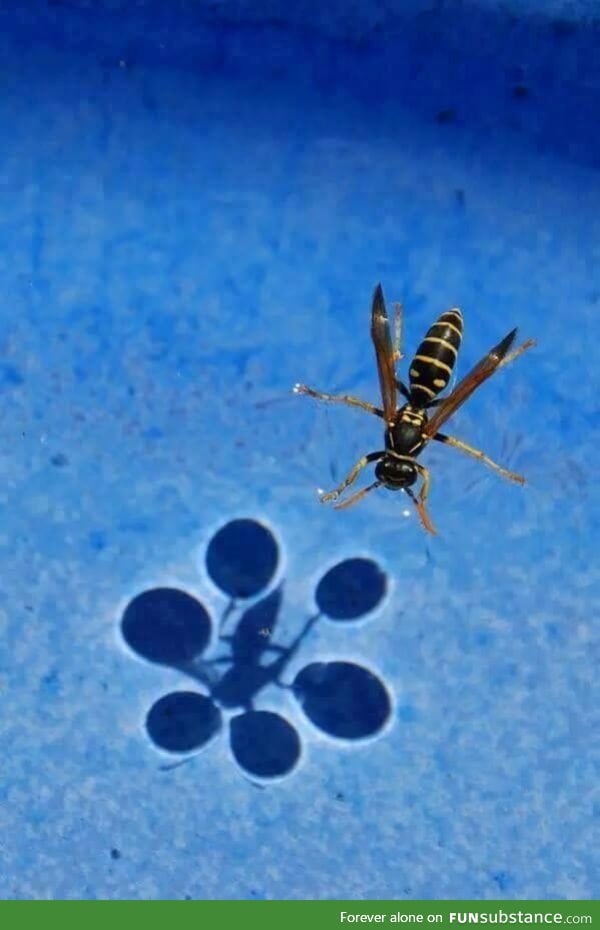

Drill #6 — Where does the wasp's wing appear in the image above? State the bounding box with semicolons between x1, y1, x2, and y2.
423;328;517;438
370;283;397;423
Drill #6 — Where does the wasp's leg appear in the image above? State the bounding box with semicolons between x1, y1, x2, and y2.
320;451;385;504
333;480;382;510
498;338;536;370
293;384;383;418
434;432;525;484
406;464;437;535
395;378;411;401
415;462;431;502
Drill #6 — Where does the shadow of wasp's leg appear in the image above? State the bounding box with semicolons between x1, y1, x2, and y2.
434;432;526;484
405;465;437;536
293;384;383;418
320;451;385;504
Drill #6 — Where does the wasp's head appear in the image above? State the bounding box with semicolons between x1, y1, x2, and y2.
375;455;418;489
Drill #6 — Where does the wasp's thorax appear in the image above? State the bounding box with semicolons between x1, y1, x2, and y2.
387;403;428;458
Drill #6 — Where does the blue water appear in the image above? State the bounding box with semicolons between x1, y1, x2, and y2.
0;0;598;901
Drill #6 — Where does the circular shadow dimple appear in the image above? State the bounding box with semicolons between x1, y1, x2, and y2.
205;519;279;598
229;710;300;778
293;661;391;739
121;588;212;665
315;558;387;620
146;691;222;752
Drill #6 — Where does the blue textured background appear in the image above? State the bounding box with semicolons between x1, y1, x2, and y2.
1;0;598;901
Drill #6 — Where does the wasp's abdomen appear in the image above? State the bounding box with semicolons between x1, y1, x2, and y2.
409;308;463;405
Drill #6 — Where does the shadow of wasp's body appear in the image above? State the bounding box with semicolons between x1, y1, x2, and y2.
175;586;318;712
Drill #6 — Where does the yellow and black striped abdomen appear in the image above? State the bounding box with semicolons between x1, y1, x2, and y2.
409;308;463;405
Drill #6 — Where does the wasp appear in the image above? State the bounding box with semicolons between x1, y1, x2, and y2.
294;284;535;535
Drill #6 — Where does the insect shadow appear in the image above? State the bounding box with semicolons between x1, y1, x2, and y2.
122;548;391;780
178;584;318;711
